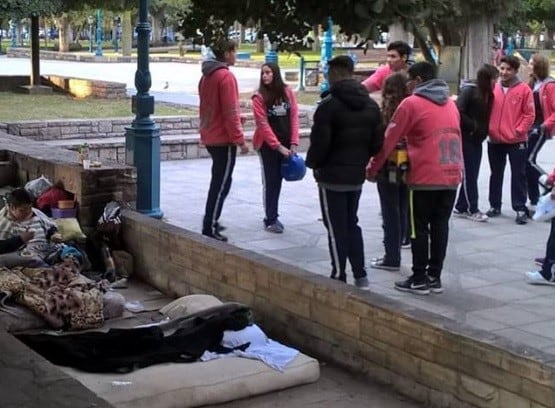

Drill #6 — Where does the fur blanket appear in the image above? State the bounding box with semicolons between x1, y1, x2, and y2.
0;258;105;330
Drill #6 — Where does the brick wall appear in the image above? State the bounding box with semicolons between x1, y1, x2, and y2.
3;113;311;142
0;131;136;227
122;210;555;408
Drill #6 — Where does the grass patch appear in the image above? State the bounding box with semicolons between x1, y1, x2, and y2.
0;92;195;121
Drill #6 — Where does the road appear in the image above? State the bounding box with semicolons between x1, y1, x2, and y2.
0;56;262;106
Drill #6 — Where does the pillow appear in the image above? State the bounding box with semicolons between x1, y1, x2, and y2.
55;217;87;241
159;294;223;320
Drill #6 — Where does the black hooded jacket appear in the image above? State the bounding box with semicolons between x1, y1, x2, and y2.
306;79;383;185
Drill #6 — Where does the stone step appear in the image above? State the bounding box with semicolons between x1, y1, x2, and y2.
42;128;312;163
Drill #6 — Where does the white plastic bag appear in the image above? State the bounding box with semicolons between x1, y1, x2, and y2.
24;175;53;199
533;193;555;222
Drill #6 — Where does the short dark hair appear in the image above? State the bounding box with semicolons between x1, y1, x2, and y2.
500;55;520;71
6;188;33;207
211;39;237;61
408;61;437;82
327;55;354;76
387;41;411;59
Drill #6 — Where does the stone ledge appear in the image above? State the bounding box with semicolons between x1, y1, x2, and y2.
0;330;113;408
121;210;555;408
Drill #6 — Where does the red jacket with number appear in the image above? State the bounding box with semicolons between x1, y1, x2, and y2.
488;79;535;144
198;60;245;146
367;79;462;189
251;86;300;150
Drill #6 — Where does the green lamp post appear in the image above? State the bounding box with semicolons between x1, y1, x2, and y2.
125;0;163;218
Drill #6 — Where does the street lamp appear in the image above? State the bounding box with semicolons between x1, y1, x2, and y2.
320;16;334;93
10;18;17;48
95;9;103;57
125;0;163;218
87;15;94;53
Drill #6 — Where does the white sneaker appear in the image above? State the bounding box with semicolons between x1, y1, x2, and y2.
467;211;488;222
525;271;555;285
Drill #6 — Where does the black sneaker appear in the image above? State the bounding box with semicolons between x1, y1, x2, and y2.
330;272;346;283
213;222;226;232
394;276;430;295
427;276;444;294
515;211;528;225
370;258;400;271
486;208;501;217
202;230;228;242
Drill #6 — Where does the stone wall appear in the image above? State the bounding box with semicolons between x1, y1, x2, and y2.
0;131;136;227
5;116;201;141
121;210;555;408
44;75;127;99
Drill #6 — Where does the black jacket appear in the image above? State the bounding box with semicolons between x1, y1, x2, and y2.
306;79;383;185
456;82;493;143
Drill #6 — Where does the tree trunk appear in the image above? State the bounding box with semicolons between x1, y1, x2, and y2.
121;10;132;56
151;16;161;45
30;15;41;86
389;21;409;43
545;29;554;50
312;24;320;52
58;14;70;52
255;20;264;53
460;15;493;82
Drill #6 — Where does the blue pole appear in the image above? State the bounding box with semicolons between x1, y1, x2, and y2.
10;19;17;48
95;9;103;57
320;16;334;93
297;56;305;91
124;0;163;219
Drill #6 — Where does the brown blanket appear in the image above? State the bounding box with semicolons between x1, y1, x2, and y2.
0;258;104;330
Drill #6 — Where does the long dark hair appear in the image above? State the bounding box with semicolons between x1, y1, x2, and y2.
381;72;408;124
257;62;288;108
476;63;498;110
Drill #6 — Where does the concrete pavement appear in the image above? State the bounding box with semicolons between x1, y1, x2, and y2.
160;146;555;357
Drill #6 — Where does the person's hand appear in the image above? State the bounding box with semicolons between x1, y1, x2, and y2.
20;229;35;243
290;144;298;155
50;232;63;243
277;145;291;157
240;115;247;126
239;143;249;154
365;162;377;182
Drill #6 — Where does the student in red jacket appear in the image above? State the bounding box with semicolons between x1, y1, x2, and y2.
526;54;555;210
252;63;299;233
199;39;249;242
362;41;411;93
486;55;535;224
367;62;462;295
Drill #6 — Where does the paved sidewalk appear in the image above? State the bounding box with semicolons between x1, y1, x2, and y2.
161;147;555;357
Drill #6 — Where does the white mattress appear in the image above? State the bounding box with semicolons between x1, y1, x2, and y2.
61;352;320;408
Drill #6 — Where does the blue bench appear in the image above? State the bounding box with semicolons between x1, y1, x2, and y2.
236;52;251;60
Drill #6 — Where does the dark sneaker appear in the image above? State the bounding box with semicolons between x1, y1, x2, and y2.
486;208;501;217
354;277;370;291
202;230;228;242
370;258;400;271
428;276;444;294
453;209;469;218
401;240;411;249
265;222;284;233
515;211;528;225
534;257;545;267
394;276;430;295
330;272;346;283
213;222;226;232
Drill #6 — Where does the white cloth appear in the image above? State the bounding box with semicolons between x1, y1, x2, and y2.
533;193;555;222
200;324;299;372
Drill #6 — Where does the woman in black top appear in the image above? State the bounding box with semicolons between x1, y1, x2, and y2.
453;64;498;221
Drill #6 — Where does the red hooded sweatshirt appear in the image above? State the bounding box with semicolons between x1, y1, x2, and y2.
198;60;245;146
367;79;462;189
539;78;555;137
251;86;300;150
488;79;535;144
